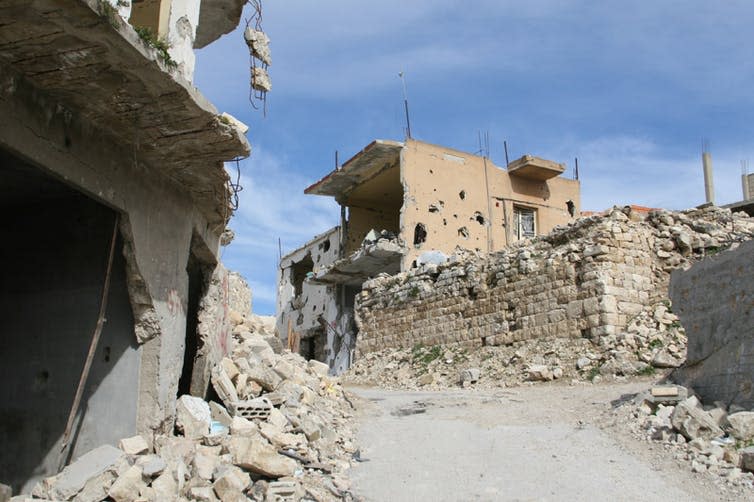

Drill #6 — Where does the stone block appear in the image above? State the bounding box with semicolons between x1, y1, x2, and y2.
119;435;149;455
728;411;754;441
227;436;297;478
108;465;146;502
671;396;723;441
46;444;125;501
741;446;754;473
176;395;212;439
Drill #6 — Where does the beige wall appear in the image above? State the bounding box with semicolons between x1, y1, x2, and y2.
346;206;400;254
400;140;580;269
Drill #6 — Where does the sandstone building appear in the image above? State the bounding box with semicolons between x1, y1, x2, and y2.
277;138;580;372
0;0;251;492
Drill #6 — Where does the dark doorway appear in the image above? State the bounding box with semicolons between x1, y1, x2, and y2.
0;148;139;492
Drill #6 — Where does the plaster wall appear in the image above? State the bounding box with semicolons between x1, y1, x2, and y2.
0;64;223;440
670;240;754;408
277;227;341;340
346;206;400;255
0;195;138;493
400;140;580;270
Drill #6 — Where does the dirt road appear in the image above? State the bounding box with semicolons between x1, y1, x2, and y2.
347;382;745;501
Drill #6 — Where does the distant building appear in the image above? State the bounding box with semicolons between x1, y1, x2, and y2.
0;0;250;491
277;138;580;372
724;172;754;216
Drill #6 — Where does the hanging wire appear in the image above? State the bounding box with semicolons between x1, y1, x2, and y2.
228;156;244;213
245;0;268;115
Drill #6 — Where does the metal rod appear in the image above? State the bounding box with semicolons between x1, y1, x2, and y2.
399;72;412;139
575;157;579;180
503;140;510;166
60;213;120;460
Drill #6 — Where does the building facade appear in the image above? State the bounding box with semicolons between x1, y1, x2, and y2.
277;138;580;372
0;0;250;492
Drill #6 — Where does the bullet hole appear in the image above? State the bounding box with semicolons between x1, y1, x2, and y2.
458;226;469;239
320;239;331;252
104;346;111;363
453;214;458;218
473;211;486;225
413;223;427;245
443;218;447;226
428;201;444;213
459;190;466;200
411;260;418;268
429;169;434;174
566;200;575;217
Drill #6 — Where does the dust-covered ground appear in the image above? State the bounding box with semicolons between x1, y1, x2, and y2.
346;380;753;502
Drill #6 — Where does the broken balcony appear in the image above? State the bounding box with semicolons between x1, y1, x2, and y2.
507;155;566;181
310;231;405;286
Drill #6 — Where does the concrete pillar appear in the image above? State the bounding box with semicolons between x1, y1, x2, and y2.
743;174;751;201
702;152;715;205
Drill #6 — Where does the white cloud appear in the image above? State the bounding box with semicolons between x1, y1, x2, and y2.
220;147;339;315
545;135;749;212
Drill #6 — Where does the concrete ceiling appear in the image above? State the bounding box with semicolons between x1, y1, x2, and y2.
0;0;250;226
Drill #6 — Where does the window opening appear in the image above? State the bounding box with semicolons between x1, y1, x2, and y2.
514;206;536;239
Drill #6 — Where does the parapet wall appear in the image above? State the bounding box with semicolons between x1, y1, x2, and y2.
355;206;754;355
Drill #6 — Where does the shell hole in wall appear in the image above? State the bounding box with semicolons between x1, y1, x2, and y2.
473;211;485;225
566;200;575;217
458;226;469;239
459;190;466;200
413;223;427;245
323;239;331;252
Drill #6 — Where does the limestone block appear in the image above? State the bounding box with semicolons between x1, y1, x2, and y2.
670;397;723;441
728;412;754;441
227;436;296;478
213;465;250;501
107;465;146;502
176;395;212;439
119;435;149;456
136;455;166;478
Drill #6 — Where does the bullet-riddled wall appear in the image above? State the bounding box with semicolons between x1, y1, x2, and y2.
400;140;581;269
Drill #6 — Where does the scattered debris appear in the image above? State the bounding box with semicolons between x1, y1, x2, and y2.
19;307;358;501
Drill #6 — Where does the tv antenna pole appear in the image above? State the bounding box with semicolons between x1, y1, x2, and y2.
399;71;412;139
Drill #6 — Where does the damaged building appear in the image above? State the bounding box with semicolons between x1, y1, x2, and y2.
277;138;580;372
0;0;251;492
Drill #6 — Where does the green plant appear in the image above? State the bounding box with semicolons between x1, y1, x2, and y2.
412;345;442;366
587;366;600;381
133;26;177;68
637;365;656;376
409;286;420;298
98;0;120;27
648;339;663;350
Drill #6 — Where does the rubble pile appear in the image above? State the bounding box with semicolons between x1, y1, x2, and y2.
349;206;754;388
609;385;754;490
345;299;685;389
16;311;358;502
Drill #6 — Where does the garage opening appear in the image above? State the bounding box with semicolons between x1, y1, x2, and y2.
0;148;139;493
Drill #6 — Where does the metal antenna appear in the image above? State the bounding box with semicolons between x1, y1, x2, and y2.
399;71;412;139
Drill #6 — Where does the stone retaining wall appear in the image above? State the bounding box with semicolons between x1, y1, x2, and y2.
355;206;754;355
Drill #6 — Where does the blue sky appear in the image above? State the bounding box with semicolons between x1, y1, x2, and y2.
194;1;754;315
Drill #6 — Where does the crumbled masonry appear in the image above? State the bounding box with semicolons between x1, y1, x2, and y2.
17;309;358;501
606;385;754;490
354;205;754;361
